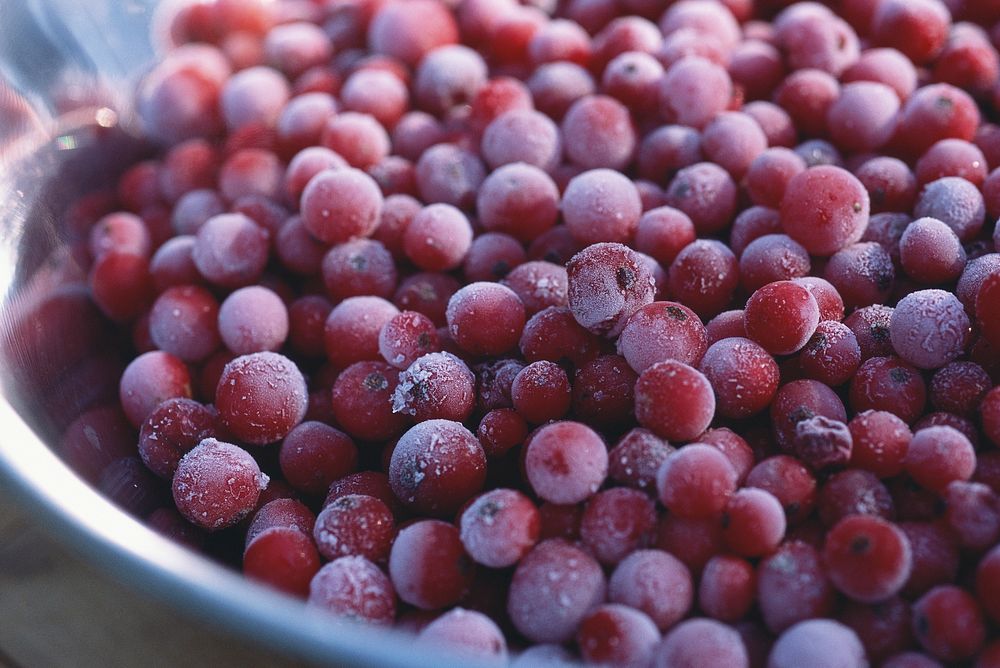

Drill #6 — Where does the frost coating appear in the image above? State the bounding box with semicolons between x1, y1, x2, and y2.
889;289;971;369
460;488;539;568
609;549;692;631
313;494;394;562
608;428;674;492
308;555;396;625
502;261;568;315
617;300;708;373
914;176;986;242
768;619;866;668
388;419;486;515
416;608;508;667
655;618;749;668
215;351;308;445
562;168;642;245
391;351;476;422
171;437;267;530
524;421;608;505
507;539;607;643
566;242;656;338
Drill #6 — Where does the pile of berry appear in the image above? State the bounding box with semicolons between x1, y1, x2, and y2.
46;0;1000;664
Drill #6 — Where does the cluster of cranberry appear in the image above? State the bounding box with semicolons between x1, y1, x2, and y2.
43;0;1000;664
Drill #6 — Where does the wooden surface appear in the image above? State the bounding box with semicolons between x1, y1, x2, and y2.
0;495;318;668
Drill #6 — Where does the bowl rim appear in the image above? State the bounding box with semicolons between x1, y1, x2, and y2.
0;119;483;668
0;371;458;668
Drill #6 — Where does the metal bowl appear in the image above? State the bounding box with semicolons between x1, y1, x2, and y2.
0;4;477;666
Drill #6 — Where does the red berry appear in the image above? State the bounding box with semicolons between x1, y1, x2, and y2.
911;586;986;662
308;556;396;625
757;541;836;634
780;166;870;257
244;527;320;598
654;618;749;668
215;352;307;445
507;539;606;644
699;555;756;623
577;604;660;668
172;438;267;530
722;488;786;557
460;488;540;568
415;608;508;665
823;515;912;603
769;619;867;668
744;280;821;356
657;444;737;520
636;361;715;441
389;419;486;516
525;421;608;505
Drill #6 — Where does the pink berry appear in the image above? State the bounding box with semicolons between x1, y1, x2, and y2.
507;539;606;644
657;444;737;520
525;421;608;505
172;438;267;530
460;488;540;568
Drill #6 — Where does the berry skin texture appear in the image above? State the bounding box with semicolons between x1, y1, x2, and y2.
579;604;661;668
780;166;870;257
214;352;308;446
312;494;394;563
391;351;476;423
139;398;218;479
758;541;836;634
889;290;971;370
904;426;976;493
848;356;927;425
460;488;539;569
172;438;268;530
388;419;486;516
654;618;749;668
330;361;410;443
119;351;193;427
899;218;966;285
415;608;508;666
746;456;818;527
278;421;357;497
823;515;913;603
799;321;861;387
911;586;987;662
699;337;780;419
667;239;739;318
699;555;756;623
525;421;608;505
446;282;526;356
609;549;693;631
722;488;786;558
562;168;642;245
148;285;220;362
635;361;716;442
308;556;397;625
849;410;912;479
507;539;606;644
657;444;738;520
300;168;384;245
617;300;708;373
744;280;821;355
243;527;321;598
566;242;656;338
607;429;674;493
580;487;657;565
767;619;867;668
388;520;474;611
